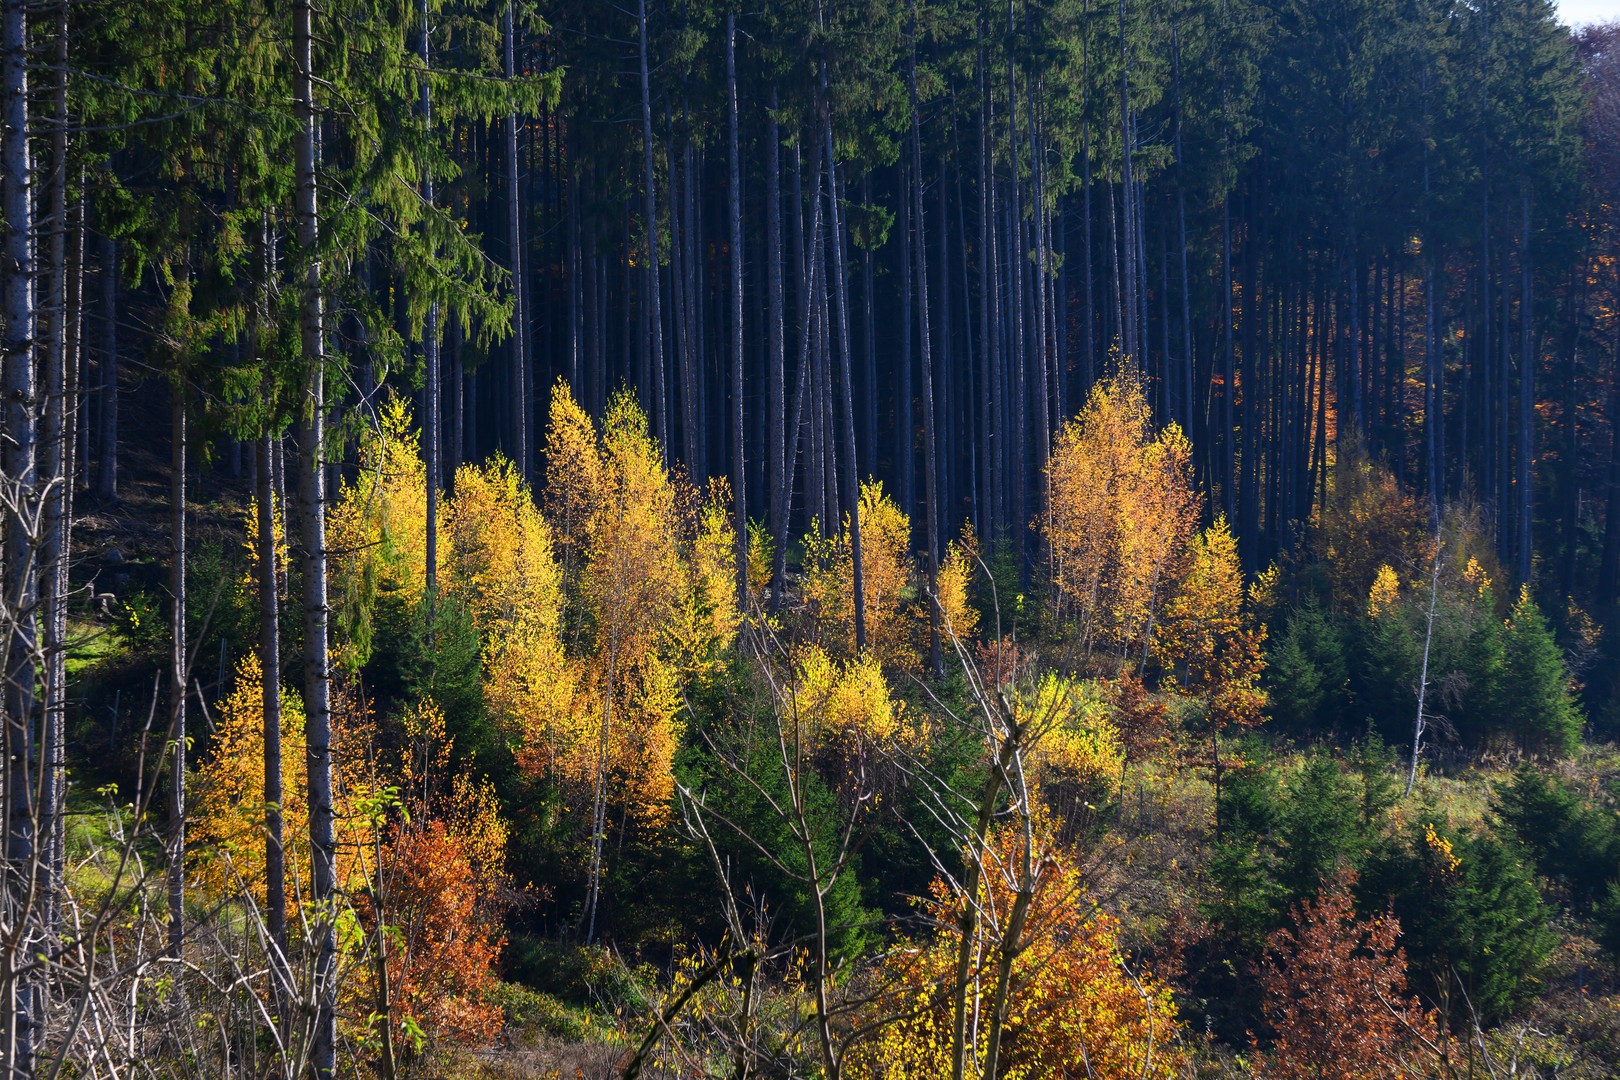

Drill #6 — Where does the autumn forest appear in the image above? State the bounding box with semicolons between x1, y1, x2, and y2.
3;0;1620;1076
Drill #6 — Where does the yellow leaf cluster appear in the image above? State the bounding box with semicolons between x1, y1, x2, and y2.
1024;674;1123;790
190;656;375;909
791;646;910;751
327;395;429;669
442;454;565;642
852;825;1182;1080
1367;563;1401;619
1045;373;1199;660
1155;516;1267;729
803;480;968;669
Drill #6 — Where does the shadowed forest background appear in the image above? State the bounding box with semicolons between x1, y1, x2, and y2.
4;0;1620;1076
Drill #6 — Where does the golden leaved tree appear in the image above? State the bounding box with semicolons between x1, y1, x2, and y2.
538;381;738;935
852;823;1181;1080
327;395;429;669
1045;373;1199;664
804;480;977;669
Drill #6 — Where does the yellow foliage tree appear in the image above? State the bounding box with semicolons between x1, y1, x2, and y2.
1025;674;1123;791
441;453;565;644
190;656;376;910
935;524;981;648
1045;373;1200;663
802;486;979;669
790;646;916;755
852;825;1181;1080
327;395;430;669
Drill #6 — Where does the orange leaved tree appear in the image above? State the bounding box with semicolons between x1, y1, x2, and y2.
360;700;511;1054
1257;868;1439;1080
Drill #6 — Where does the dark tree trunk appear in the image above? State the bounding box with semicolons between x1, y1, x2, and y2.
506;2;529;478
727;15;746;606
909;13;942;674
767;90;786;609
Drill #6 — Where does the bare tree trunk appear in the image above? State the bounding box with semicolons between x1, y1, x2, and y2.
1517;190;1533;582
97;236;118;501
505;2;529;479
767;89;786;608
822;69;866;653
727;15;747;606
167;390;187;959
256;430;290;1028
422;0;440;637
3;0;41;1061
295;0;336;1067
41;6;70;938
638;0;665;454
1407;540;1442;797
909;10;941;676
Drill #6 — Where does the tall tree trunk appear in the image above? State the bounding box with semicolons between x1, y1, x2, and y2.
899;156;915;516
1517;190;1532;582
1599;266;1620;606
1222;195;1236;522
910;9;941;675
41;7;70;937
257;430;289;1026
727;15;747;607
639;0;666;454
422;0;440;641
767;90;787;609
295;0;337;1068
3;0;40;1061
977;33;996;542
97;236;118;501
168;391;186;959
1173;20;1193;435
506;2;529;479
822;68;866;652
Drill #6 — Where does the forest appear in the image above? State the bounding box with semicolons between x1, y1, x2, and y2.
1;0;1620;1075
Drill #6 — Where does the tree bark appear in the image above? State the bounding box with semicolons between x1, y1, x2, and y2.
506;2;529;479
97;236;118;501
727;15;747;607
822;67;866;652
1517;190;1533;582
767;89;786;609
909;10;942;676
639;0;666;456
3;0;41;1062
168;391;186;960
295;0;337;1067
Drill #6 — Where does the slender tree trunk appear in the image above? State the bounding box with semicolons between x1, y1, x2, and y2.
295;0;337;1067
727;15;747;606
822;70;866;651
422;1;442;645
900;156;915;516
767;90;787;609
978;35;995;541
168;392;186;959
1599;258;1620;605
97;236;118;501
3;0;40;1061
256;429;289;1026
910;10;941;675
41;11;70;937
506;2;529;479
1517;190;1533;582
639;0;666;455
